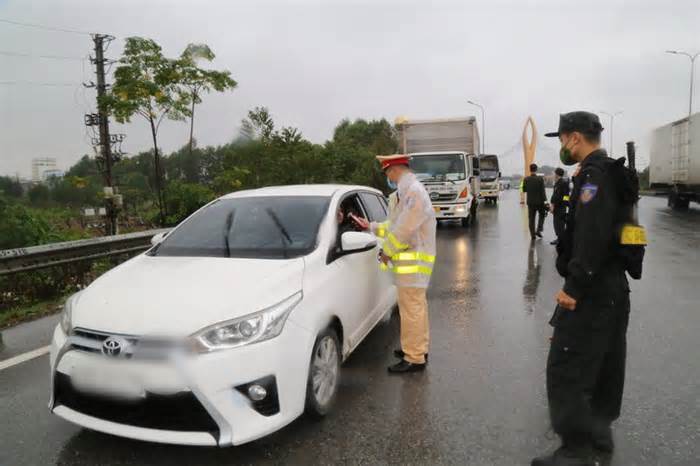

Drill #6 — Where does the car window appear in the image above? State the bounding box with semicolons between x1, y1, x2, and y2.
151;196;330;259
336;193;367;235
359;192;387;222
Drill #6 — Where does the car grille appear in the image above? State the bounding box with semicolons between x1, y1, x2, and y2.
54;372;220;435
70;328;177;360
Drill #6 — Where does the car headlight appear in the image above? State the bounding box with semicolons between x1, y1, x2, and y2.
60;293;78;335
191;291;303;353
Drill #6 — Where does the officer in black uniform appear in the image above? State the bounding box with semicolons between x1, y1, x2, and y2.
532;112;632;466
523;163;548;240
549;167;570;245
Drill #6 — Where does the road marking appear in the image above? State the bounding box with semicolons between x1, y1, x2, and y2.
0;346;50;372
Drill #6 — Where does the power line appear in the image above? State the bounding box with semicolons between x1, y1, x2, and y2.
0;50;86;61
0;80;78;87
0;17;95;36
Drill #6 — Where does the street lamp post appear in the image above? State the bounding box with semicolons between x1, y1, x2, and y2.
666;50;700;118
467;100;485;153
599;110;623;154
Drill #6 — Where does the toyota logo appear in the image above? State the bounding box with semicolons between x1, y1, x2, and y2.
102;336;127;357
430;192;440;201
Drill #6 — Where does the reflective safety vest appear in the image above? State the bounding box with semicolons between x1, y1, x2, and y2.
370;173;437;288
374;225;436;277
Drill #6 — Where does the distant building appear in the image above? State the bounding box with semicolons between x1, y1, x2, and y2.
42;169;64;182
31;157;58;183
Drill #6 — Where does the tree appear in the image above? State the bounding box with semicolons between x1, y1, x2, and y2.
28;184;50;205
0;176;23;198
241;106;275;141
639;167;650;190
180;44;237;159
163;180;215;225
102;37;191;225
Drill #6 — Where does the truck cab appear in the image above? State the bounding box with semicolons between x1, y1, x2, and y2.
478;154;501;204
409;151;480;227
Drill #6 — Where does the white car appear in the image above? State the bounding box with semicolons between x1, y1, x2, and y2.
49;185;396;446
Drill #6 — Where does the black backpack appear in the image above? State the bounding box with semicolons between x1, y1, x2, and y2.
607;157;646;280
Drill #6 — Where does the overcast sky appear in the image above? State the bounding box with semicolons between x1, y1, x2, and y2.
1;0;698;178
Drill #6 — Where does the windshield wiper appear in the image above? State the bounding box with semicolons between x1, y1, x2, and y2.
265;208;292;258
224;211;234;258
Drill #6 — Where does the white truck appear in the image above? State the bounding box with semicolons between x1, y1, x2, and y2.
478;154;501;204
649;113;700;209
396;117;481;227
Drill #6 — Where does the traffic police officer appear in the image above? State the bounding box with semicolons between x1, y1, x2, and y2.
549;167;570;245
532;112;632;466
353;154;437;373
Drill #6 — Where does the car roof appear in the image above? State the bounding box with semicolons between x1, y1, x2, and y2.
219;184;382;200
409;151;470;156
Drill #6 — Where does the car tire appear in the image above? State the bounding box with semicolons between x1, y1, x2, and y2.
305;327;341;419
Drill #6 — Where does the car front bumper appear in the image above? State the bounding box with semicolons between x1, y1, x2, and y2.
479;190;499;199
49;319;315;446
432;201;470;219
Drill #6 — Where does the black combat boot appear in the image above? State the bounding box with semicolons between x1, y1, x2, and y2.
393;349;428;362
591;421;614;453
387;360;426;373
531;444;598;466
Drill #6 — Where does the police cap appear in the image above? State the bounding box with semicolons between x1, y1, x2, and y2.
545;111;604;138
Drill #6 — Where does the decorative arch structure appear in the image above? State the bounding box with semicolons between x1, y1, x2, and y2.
520;116;537;204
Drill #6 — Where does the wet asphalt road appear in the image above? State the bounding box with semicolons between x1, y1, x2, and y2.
1;190;699;466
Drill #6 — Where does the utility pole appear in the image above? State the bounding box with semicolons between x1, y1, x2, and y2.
666;50;699;119
88;34;121;235
599;110;623;155
468;100;486;153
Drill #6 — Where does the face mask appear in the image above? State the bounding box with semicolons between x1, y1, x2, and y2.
387;178;397;190
560;138;577;166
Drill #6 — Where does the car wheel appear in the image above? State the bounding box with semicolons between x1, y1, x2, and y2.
305;328;341;418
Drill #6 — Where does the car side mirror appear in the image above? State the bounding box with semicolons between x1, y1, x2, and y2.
473;168;480;177
498;171;502;178
150;231;168;246
341;231;377;253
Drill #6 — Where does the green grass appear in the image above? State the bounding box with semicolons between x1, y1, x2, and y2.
0;296;67;329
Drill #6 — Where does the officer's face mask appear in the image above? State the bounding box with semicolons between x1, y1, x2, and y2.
386;178;398;190
559;135;578;166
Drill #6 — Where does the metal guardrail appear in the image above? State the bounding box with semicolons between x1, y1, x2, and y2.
0;229;168;276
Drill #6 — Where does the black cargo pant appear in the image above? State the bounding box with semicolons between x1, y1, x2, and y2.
553;209;566;241
546;293;630;445
528;204;546;237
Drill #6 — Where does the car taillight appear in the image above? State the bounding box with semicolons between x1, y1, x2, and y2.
459;187;469;198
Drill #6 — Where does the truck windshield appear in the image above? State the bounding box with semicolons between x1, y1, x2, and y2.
410;153;466;182
479;156;499;181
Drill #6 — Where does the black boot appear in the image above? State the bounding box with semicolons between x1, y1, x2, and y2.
591;421;614;453
531;445;597;466
387;360;426;374
394;349;428;362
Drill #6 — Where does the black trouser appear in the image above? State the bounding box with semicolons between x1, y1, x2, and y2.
528;204;546;237
553;209;566;240
546;293;630;446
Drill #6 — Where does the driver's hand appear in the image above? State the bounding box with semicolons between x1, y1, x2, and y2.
349;214;369;231
555;289;577;311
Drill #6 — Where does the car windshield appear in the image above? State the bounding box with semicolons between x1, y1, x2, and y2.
410;153;466;182
151;196;330;259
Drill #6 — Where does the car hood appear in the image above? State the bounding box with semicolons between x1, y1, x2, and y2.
72;254;305;337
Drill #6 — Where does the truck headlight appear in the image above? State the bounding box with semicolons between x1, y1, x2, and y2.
60;293;79;335
191;292;303;353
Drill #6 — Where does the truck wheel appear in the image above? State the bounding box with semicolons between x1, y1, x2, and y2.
669;192;690;211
